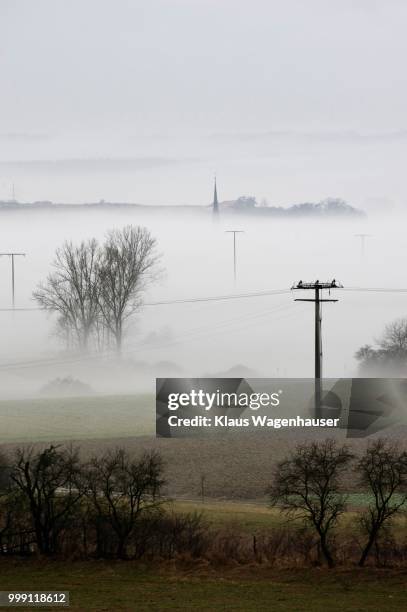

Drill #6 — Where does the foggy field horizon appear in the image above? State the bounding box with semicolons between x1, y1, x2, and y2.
0;205;405;400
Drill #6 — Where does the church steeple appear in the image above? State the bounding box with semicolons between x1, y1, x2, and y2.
213;176;219;215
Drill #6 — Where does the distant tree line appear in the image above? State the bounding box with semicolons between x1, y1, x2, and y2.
224;197;365;217
33;225;161;353
1;439;407;567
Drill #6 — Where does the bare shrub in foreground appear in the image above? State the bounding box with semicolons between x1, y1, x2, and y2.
10;445;83;555
268;439;353;568
83;449;165;559
356;438;407;567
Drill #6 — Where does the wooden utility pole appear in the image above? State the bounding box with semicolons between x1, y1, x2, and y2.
291;279;342;417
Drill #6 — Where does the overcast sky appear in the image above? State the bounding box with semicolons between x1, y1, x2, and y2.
1;0;406;207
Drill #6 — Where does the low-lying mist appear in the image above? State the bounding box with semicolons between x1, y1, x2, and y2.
0;206;405;399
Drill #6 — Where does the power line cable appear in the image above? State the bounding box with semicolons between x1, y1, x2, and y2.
0;288;291;312
0;300;296;371
4;286;407;312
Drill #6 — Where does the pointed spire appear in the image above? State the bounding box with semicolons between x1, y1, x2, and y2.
213;175;219;215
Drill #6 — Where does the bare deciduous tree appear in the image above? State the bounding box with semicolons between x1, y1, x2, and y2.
33;240;100;351
357;438;407;567
380;319;407;353
84;449;165;559
33;227;161;354
268;439;353;568
97;226;160;352
10;445;84;555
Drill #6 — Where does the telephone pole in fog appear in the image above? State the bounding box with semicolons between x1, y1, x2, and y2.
0;252;26;308
354;234;371;258
291;279;343;418
225;230;244;283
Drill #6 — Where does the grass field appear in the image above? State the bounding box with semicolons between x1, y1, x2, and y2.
0;394;154;443
0;438;406;610
172;495;407;528
0;503;405;610
0;559;406;611
172;500;279;532
171;499;407;539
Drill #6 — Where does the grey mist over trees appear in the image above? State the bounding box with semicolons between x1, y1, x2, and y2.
33;240;100;351
2;204;407;396
97;227;160;352
33;226;161;353
355;318;407;376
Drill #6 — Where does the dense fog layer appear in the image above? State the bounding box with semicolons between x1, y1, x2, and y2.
1;1;407;398
0;207;405;397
